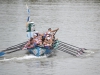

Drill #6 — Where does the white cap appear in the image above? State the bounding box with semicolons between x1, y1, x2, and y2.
34;33;37;36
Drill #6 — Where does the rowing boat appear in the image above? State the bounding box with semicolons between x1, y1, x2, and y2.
0;4;86;58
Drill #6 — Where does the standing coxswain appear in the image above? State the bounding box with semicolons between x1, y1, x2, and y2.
26;21;35;39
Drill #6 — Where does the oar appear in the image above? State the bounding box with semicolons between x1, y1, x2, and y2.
58;42;84;55
0;47;22;57
57;45;80;55
1;41;27;52
6;41;27;50
57;44;79;53
57;47;79;56
59;41;87;50
59;41;80;49
0;41;27;57
58;42;84;53
6;42;27;50
56;41;84;56
57;44;81;56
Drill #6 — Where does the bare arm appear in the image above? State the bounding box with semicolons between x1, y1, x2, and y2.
51;28;59;32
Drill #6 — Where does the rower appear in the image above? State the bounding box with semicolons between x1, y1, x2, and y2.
43;38;52;54
46;28;59;35
33;32;43;46
43;28;59;39
26;21;35;39
22;37;34;50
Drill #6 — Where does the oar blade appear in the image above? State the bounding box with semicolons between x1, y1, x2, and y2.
0;52;5;56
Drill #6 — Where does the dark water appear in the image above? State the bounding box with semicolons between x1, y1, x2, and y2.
0;0;100;75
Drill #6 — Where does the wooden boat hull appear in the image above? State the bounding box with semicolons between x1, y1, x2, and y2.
27;40;59;57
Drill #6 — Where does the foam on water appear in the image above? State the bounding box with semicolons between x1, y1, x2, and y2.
82;50;95;57
0;55;46;62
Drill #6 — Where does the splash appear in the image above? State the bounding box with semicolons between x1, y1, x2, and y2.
83;50;95;57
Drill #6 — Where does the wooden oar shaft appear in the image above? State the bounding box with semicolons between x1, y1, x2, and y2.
0;47;23;56
6;48;22;54
57;46;78;54
1;41;27;52
59;43;84;53
57;46;79;54
59;41;83;49
7;41;27;50
57;42;84;56
58;42;82;52
58;47;78;56
58;42;85;54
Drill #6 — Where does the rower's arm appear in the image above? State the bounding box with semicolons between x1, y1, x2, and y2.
51;28;59;32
